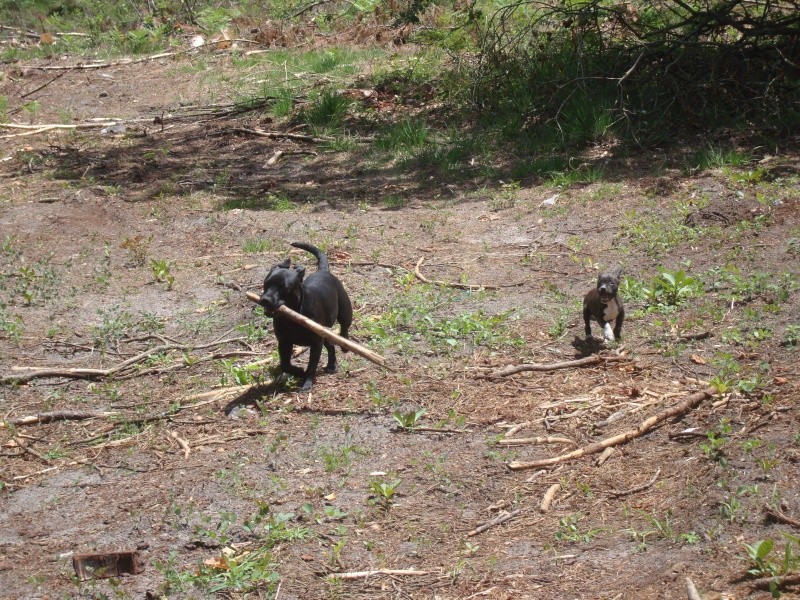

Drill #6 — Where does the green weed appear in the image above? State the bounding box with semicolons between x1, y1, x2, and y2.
302;90;350;130
150;259;175;290
242;238;275;253
392;408;426;432
367;478;401;508
375;119;430;152
685;145;751;173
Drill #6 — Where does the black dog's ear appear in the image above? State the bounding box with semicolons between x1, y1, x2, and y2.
294;264;306;280
279;258;291;269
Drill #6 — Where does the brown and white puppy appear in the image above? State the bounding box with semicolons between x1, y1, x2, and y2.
583;267;624;343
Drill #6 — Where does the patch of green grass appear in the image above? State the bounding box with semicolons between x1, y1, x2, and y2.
242;238;276;253
375;119;430;152
302;89;350;130
0;302;24;342
545;165;604;188
685;145;751;173
618;207;706;256
220;194;295;211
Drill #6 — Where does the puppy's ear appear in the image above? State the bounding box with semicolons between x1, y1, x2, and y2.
279;258;291;269
294;264;306;280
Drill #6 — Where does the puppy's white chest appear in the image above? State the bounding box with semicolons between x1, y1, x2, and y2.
603;302;619;322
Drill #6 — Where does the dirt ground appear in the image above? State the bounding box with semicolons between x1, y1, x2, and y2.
1;45;800;600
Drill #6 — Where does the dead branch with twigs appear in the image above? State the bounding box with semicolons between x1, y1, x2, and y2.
765;507;800;529
0;337;257;385
489;354;629;378
496;436;576;447
1;411;118;428
508;387;716;470
328;568;430;580
467;509;522;537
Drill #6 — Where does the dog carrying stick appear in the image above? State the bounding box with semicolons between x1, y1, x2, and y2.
245;291;392;371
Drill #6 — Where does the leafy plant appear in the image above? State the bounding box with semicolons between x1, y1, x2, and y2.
555;513;602;543
367;478;401;507
700;418;731;466
150;258;175;290
393;408;426;432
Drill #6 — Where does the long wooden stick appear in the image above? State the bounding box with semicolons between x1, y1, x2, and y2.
496;436;576;447
490;355;627;377
508;387;715;471
245;292;391;370
328;569;428;580
1;411;118;428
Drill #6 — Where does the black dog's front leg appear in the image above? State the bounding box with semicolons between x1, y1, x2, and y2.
301;342;324;391
583;304;592;338
279;342;304;378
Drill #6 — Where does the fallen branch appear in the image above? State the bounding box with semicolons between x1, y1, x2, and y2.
2;338;252;385
414;257;498;291
33;51;178;70
540;483;561;512
467;509;521;537
168;431;191;459
503;421;531;438
750;573;800;592
245;292;391;371
685;577;702;600
496;436;576;447
232;127;333;144
490;355;628;378
595;447;616;466
609;468;661;497
765;507;800;529
1;411;117;428
508;387;715;471
328;569;429;581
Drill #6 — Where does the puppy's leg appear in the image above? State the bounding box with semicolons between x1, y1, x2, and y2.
301;342;324;391
279;342;304;377
613;306;624;340
323;339;337;373
603;320;616;343
583;304;593;338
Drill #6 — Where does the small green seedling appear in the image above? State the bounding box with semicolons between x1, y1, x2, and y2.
150;258;175;290
367;479;401;507
392;408;426;431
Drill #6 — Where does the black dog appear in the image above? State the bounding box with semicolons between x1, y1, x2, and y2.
259;242;352;391
583;266;624;343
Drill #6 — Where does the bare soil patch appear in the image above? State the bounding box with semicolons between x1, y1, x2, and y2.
2;50;800;600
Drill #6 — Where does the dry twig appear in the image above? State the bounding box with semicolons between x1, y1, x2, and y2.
1;411;117;428
508;387;715;470
496;436;576;447
609;468;661;497
490;355;628;378
685;577;702;600
540;484;561;512
765;507;800;529
467;509;521;537
328;569;429;580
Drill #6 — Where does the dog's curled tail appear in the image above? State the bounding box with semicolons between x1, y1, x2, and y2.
291;242;329;272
